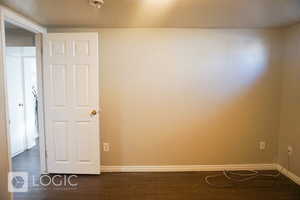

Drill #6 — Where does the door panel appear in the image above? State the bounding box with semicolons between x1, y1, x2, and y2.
50;64;67;106
53;121;68;162
43;33;100;174
74;65;89;106
76;122;91;162
6;50;26;157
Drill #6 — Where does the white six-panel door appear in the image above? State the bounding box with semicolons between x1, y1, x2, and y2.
6;48;27;157
43;33;100;174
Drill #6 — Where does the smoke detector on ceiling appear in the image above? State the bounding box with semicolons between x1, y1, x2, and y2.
89;0;104;8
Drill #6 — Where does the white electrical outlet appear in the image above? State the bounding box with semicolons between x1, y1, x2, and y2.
259;141;266;150
288;146;293;156
103;143;110;152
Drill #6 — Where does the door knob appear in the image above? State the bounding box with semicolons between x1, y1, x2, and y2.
90;110;97;116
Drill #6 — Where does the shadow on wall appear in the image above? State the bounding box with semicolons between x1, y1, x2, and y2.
99;29;281;166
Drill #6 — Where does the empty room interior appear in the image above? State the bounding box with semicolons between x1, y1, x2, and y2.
0;0;300;200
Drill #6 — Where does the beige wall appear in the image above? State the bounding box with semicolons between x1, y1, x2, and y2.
50;28;283;166
278;23;300;177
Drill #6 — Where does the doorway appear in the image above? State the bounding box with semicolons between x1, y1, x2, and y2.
4;22;40;176
2;9;100;179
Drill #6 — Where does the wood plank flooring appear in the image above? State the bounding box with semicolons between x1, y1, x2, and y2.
12;147;300;200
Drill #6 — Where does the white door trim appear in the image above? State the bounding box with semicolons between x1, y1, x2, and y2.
35;34;48;173
0;6;48;193
0;6;47;34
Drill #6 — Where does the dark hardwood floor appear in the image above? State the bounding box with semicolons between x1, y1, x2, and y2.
12;147;300;200
12;144;40;175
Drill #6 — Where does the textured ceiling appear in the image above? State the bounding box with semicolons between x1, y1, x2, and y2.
1;0;300;28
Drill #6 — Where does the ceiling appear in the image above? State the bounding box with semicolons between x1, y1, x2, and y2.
1;0;300;28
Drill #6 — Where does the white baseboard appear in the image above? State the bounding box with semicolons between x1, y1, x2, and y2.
275;164;300;186
11;148;26;158
101;164;276;173
26;141;36;150
101;164;300;186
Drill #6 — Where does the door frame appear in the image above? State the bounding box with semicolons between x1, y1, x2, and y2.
0;5;48;180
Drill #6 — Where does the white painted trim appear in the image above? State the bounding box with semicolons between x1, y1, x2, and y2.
35;34;47;174
0;6;46;34
276;164;300;186
0;9;13;200
101;164;276;173
11;148;26;158
20;54;29;151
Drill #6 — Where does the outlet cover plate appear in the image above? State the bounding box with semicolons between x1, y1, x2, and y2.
260;141;266;150
103;143;110;152
288;146;293;155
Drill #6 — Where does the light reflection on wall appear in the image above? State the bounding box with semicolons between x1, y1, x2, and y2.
220;39;269;101
173;35;270;119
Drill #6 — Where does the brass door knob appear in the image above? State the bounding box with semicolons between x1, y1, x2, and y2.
91;110;97;116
